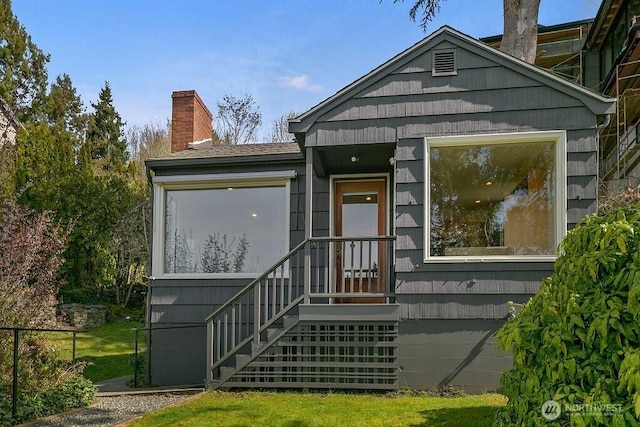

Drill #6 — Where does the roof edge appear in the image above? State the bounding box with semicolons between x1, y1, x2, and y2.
290;25;615;134
145;151;304;169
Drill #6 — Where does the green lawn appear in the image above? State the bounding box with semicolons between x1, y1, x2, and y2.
130;391;506;427
48;319;146;382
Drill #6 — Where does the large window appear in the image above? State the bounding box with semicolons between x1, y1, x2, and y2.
425;132;566;261
153;173;292;277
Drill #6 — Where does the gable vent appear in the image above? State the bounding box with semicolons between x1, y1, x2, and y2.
432;49;456;76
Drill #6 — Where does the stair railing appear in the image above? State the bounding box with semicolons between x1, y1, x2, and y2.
205;236;395;385
205;239;308;380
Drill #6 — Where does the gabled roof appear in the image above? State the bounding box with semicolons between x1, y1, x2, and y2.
289;26;615;135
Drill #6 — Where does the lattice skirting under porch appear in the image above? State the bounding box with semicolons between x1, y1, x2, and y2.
223;321;398;390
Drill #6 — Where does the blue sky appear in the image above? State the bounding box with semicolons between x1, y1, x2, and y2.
13;0;601;140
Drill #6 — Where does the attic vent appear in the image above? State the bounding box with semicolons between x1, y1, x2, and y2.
432;49;456;76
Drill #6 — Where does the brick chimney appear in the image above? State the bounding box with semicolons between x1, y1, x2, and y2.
171;90;213;153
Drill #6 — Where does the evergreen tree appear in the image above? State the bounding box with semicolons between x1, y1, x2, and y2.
15;122;75;212
0;0;49;119
233;235;249;273
84;81;129;170
201;234;223;273
201;233;250;273
44;73;89;145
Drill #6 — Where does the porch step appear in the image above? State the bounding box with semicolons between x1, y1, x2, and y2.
214;315;301;386
235;353;253;367
266;327;282;340
283;315;297;328
298;303;399;321
219;366;235;382
256;317;299;352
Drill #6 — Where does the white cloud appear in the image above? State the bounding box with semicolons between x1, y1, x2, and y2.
278;74;324;92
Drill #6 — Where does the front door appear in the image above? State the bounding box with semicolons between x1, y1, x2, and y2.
334;179;386;303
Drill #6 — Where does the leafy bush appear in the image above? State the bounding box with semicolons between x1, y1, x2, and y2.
128;353;147;387
0;373;95;426
494;204;640;426
0;189;95;425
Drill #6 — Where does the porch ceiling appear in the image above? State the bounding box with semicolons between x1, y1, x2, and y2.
312;143;396;177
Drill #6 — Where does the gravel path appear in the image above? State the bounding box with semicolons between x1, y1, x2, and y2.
27;392;201;427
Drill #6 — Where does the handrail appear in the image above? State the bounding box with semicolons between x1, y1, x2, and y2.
204;236;395;322
206;235;396;386
204;238;308;323
206;239;310;376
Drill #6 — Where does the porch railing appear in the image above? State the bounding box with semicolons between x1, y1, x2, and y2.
306;236;395;300
205;236;395;380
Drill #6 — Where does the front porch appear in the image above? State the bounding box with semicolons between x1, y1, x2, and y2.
205;236;399;390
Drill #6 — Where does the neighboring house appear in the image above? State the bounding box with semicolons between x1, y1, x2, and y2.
145;26;614;392
480;1;640;190
482;19;593;85
582;0;640;188
0;98;18;145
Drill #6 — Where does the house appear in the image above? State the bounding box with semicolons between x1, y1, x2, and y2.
145;26;614;392
581;0;640;188
475;0;640;190
482;19;593;85
0;97;18;145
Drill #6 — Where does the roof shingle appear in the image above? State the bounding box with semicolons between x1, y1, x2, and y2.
149;141;301;161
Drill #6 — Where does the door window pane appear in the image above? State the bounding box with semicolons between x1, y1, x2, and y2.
341;192;378;272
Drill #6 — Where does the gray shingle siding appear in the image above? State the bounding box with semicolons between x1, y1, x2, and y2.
303;41;602;148
397;319;510;393
147;159;306;384
298;37;603;322
311;175;331;237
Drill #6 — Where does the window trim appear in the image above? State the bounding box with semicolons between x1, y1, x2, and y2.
152;171;294;278
423;131;567;263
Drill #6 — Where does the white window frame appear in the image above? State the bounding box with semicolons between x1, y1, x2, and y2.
424;131;567;263
152;171;295;278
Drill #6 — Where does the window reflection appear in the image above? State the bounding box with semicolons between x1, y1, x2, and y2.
429;141;556;257
164;185;286;274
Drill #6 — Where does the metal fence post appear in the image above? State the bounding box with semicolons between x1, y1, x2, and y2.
12;328;18;422
134;328;139;387
0;325;88;423
72;331;77;362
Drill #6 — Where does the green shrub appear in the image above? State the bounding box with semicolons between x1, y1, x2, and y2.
128;353;147;387
0;374;95;426
494;204;640;426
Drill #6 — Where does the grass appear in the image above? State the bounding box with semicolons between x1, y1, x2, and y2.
47;319;146;382
129;390;507;427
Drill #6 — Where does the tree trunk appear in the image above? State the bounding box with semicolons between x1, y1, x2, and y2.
500;0;541;64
